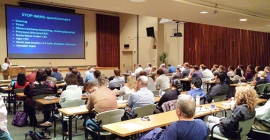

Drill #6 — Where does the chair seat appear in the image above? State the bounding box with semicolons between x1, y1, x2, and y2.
253;129;270;135
85;126;111;136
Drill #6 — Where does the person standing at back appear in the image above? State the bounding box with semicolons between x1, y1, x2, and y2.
51;66;62;81
1;57;12;71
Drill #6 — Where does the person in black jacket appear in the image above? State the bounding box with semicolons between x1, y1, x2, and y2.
254;71;267;94
207;85;258;139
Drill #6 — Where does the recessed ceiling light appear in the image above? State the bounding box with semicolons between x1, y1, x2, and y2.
130;0;146;2
200;11;208;14
240;19;247;21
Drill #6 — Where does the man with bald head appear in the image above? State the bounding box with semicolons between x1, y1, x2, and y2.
127;76;154;114
139;94;208;140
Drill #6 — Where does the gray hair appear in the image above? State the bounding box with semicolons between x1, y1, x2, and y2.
138;76;148;87
90;68;95;72
264;66;270;72
32;69;37;72
177;94;196;118
97;74;108;86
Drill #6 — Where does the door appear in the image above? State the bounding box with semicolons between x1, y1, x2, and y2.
122;51;133;73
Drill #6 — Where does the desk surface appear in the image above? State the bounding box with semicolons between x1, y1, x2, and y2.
56;83;66;87
230;83;255;87
1;87;12;92
213;98;267;110
59;106;89;116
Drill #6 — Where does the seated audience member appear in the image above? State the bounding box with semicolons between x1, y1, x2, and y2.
134;64;143;77
127;76;154;114
252;99;270;131
139;71;155;91
188;65;203;80
207;85;257;139
118;75;136;96
160;64;169;75
155;69;170;90
90;70;101;86
181;62;190;78
187;77;206;99
230;68;244;83
238;64;245;77
218;65;227;75
253;66;264;84
167;64;176;73
45;68;57;85
26;69;37;83
40;73;82;135
254;71;267;93
12;72;29;106
51;66;62;81
265;66;270;83
140;94;208;140
206;72;229;103
155;78;182;113
24;69;57;126
66;66;74;77
227;66;234;77
83;68;95;84
149;66;157;81
108;68;125;90
83;82;96;95
71;69;83;86
73;66;81;77
0;95;12;140
245;65;255;82
85;74;118;139
201;66;214;82
84;66;92;76
211;64;219;73
144;63;152;75
172;67;181;78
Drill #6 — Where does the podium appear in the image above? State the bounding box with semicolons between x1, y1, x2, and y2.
2;66;26;80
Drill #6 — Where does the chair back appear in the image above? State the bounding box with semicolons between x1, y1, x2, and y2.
264;83;270;93
163;88;170;93
239;117;256;137
122;94;130;100
161;100;177;112
134;104;156;118
13;88;24;93
152;90;159;96
212;94;227;102
60;99;85;108
97;109;125;127
256;84;266;96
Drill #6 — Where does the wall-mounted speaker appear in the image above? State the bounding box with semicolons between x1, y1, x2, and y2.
124;44;129;49
146;27;155;38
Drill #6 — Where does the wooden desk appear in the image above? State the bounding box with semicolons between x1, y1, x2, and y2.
56;83;66;88
1;87;12;114
117;96;160;109
16;93;26;98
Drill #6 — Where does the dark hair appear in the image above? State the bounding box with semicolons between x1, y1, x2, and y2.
176;67;181;71
201;66;207;70
247;65;255;74
214;72;226;82
193;65;199;70
4;57;8;63
94;70;101;78
36;69;47;82
219;65;225;71
138;64;141;67
171;78;182;94
68;66;74;71
235;68;242;77
114;68;120;76
238;65;244;70
214;64;218;68
157;69;164;75
228;66;234;71
84;82;94;90
255;66;264;72
65;73;78;86
17;72;26;86
190;77;202;88
139;71;147;76
184;62;189;67
52;66;58;72
168;64;171;67
45;68;52;76
148;63;152;67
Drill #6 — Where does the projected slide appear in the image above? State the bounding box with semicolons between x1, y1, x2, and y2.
5;5;85;59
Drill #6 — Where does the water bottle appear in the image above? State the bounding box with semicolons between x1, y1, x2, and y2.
211;100;215;109
238;79;241;84
159;89;163;97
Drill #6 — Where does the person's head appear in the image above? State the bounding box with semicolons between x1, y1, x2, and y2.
94;70;101;79
126;76;137;90
137;76;148;89
65;73;78;86
161;64;165;68
32;69;37;73
167;64;171;67
87;66;92;70
192;65;199;71
184;62;189;68
97;74;108;87
89;68;95;73
199;64;204;70
201;65;207;71
238;65;244;70
255;66;263;73
68;66;74;72
17;72;26;86
190;77;202;89
171;78;182;93
84;82;95;93
137;64;141;68
258;71;266;79
35;69;47;82
213;64;218;70
264;66;270;73
176;94;196;119
71;69;79;76
156;69;164;76
4;57;9;63
52;66;58;72
151;66;157;72
228;66;234;71
147;63;152;67
247;65;254;71
234;68;242;77
114;68;120;76
218;65;225;72
214;72;226;82
45;68;52;76
235;85;258;112
176;67;181;73
139;71;147;76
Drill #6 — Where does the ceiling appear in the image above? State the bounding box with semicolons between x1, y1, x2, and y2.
24;0;270;33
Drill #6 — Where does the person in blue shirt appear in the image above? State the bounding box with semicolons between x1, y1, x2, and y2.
83;68;95;84
51;66;63;81
167;64;176;73
139;94;208;140
187;77;206;99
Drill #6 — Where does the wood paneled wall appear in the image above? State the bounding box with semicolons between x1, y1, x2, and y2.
96;14;120;68
184;22;270;69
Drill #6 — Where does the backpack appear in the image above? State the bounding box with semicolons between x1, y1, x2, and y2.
12;111;28;127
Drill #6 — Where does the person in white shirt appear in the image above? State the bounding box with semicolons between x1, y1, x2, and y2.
238;64;244;77
118;76;136;96
139;71;156;91
134;64;143;77
252;99;270;131
227;66;235;77
155;69;170;90
1;57;12;71
230;68;244;83
144;63;152;75
0;95;12;140
201;66;214;82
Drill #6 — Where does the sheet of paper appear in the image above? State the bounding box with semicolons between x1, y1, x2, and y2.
119;123;143;130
